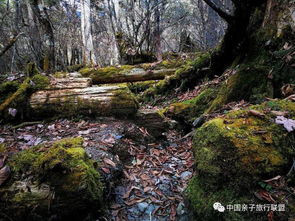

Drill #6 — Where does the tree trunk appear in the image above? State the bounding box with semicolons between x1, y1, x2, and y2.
154;0;162;61
31;0;55;73
206;0;267;76
81;0;97;65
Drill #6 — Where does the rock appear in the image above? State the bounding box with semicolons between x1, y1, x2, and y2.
0;138;104;221
176;202;185;215
134;109;169;137
180;171;192;180
187;100;295;220
137;202;149;212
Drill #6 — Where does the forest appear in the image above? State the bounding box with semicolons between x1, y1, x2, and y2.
0;0;294;220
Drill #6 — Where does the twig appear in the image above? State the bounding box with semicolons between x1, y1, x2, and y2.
12;121;43;129
287;158;295;177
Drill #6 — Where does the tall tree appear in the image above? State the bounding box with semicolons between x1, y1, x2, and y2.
81;0;96;65
31;0;55;73
202;0;266;74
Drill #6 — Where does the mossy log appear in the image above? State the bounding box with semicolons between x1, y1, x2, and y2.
29;85;139;117
81;67;176;84
0;138;104;221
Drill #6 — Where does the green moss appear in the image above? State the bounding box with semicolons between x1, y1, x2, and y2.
207;64;273;113
0;143;6;153
141;53;211;102
164;88;218;124
0;78;30;112
67;64;84;72
4;137;103;220
127;81;158;94
25;62;39;77
186;177;251;221
31;74;50;90
0;81;20;104
110;88;139;116
53;71;67;78
187;100;295;220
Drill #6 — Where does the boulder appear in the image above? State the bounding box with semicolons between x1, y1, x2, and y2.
0;137;104;221
187;100;295;220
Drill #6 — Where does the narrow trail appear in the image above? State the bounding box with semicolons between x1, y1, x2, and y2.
0;118;194;221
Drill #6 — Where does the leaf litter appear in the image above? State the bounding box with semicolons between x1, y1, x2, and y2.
0;118;194;221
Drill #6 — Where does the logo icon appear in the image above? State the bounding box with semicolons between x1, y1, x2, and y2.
213;202;225;212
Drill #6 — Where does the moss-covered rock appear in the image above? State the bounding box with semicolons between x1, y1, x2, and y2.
163;88;218;125
0;137;104;221
187;100;295;220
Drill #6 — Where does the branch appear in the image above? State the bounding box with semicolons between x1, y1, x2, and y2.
202;0;233;23
0;32;23;58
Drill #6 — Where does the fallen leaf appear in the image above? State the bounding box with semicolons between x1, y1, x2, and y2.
103;158;116;168
249;110;265;118
110;204;122;209
254;190;275;203
169;204;177;221
140;174;150;180
143;187;153;192
124;198;145;206
123;186;140;199
101;167;111;174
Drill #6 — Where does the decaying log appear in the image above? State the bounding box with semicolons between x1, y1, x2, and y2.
29;85;139;117
89;68;176;84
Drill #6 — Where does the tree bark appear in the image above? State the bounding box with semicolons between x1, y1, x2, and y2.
203;0;267;76
31;0;55;73
81;0;97;65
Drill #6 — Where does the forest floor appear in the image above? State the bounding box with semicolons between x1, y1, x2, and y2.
0;117;194;221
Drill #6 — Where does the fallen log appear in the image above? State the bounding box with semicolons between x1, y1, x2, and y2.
29;85;139;118
47;77;92;89
82;68;176;84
